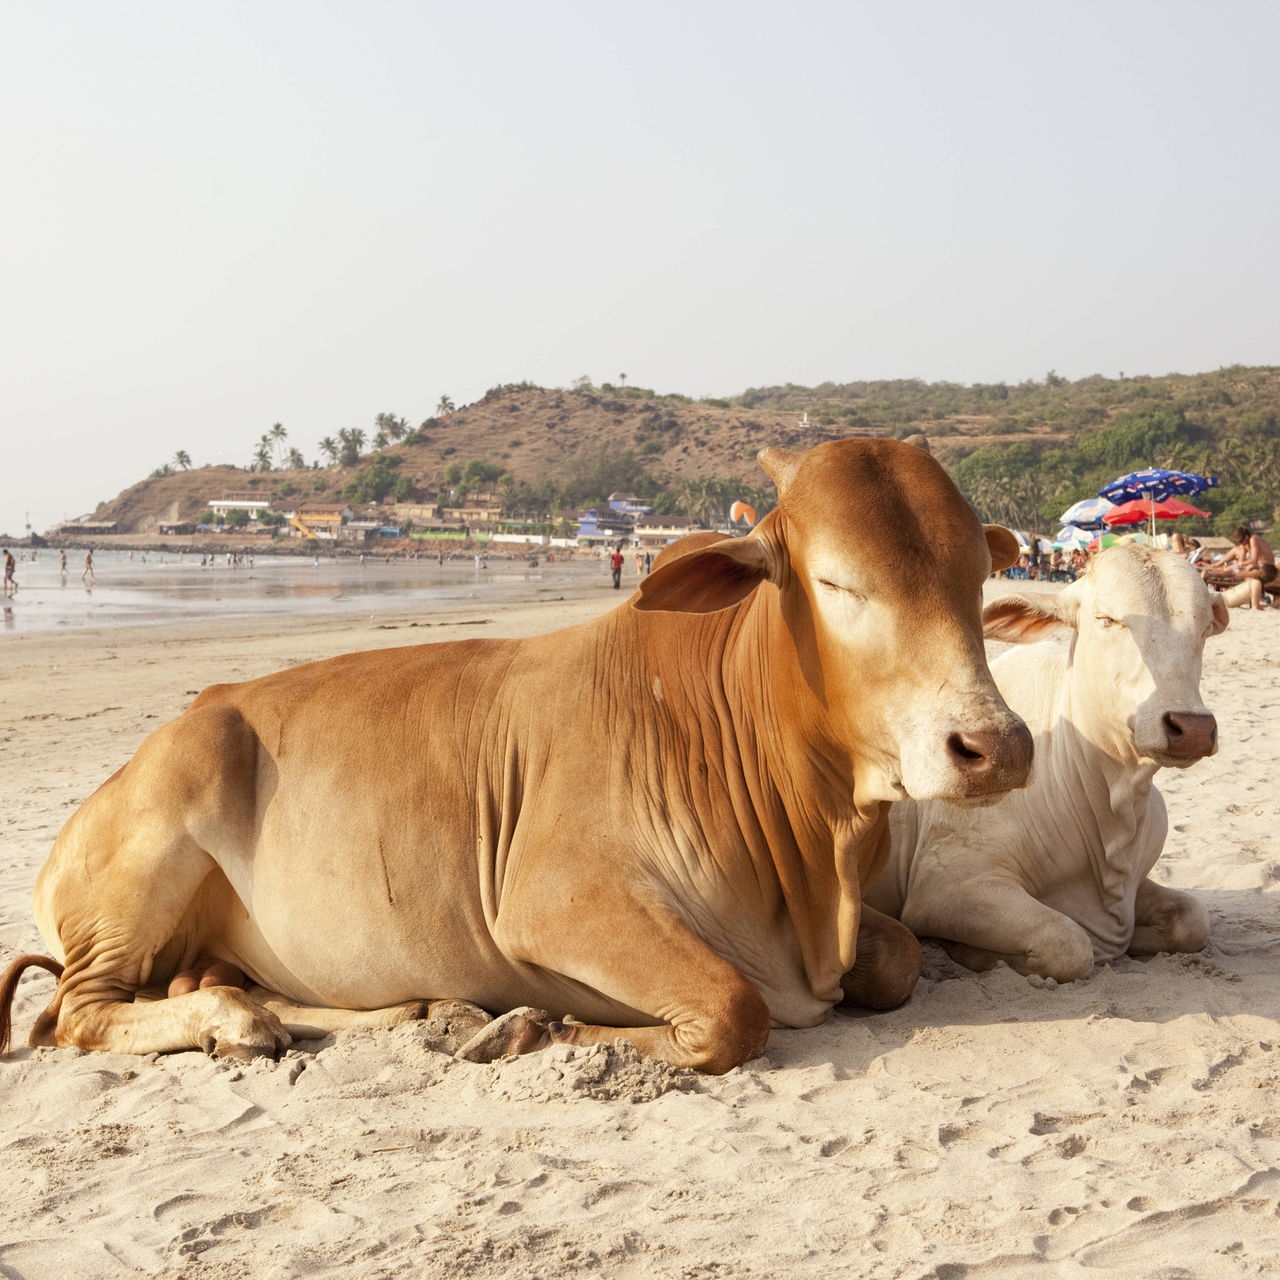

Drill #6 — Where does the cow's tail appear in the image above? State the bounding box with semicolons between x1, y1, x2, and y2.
0;954;63;1056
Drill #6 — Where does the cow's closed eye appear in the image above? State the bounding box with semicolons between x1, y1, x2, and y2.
1094;614;1123;630
817;578;865;601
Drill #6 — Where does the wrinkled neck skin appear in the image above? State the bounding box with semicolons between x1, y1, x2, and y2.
1010;640;1163;904
633;586;881;1007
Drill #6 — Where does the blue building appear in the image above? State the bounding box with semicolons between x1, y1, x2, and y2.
575;507;636;546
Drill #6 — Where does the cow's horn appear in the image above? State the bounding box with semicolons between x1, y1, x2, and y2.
758;446;801;494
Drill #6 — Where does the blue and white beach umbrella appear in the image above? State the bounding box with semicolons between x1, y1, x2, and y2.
1098;467;1218;504
1058;496;1116;531
1054;525;1092;549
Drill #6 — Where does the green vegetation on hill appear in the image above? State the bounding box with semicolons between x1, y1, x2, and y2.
92;366;1279;538
725;368;1278;532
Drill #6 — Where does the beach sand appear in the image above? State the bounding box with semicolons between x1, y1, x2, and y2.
1;584;1278;1278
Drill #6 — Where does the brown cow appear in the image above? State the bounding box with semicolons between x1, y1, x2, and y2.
1;439;1031;1073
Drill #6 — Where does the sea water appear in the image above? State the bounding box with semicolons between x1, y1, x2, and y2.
0;550;611;635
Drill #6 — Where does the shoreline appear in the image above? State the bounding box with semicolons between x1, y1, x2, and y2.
0;550;621;636
13;530;574;557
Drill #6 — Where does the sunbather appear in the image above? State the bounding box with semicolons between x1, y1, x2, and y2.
1205;524;1276;610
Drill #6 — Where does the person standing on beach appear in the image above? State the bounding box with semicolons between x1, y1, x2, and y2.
59;549;68;576
3;549;16;596
82;549;95;584
610;545;625;589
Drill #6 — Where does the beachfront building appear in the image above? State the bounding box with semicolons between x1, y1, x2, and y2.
391;502;441;525
576;507;636;547
208;495;274;523
633;514;707;549
409;521;471;542
344;518;387;540
607;492;652;517
439;500;503;529
285;504;353;539
58;519;119;536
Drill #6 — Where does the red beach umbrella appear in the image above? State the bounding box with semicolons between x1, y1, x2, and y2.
1103;497;1211;527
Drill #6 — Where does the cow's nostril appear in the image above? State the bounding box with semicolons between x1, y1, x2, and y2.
947;723;1035;780
947;731;988;764
1162;711;1217;759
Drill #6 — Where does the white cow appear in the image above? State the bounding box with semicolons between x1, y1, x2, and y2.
864;544;1229;983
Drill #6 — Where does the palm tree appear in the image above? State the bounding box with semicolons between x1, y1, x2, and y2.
337;428;366;467
1210;437;1241;488
1234;437;1278;498
286;447;306;470
375;412;409;444
318;436;339;465
677;478;721;527
436;394;455;416
252;437;272;471
173;450;192;471
269;422;288;467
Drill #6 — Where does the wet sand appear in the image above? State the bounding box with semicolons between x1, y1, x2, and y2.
0;549;613;634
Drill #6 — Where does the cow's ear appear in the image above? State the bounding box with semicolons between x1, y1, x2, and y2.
983;525;1021;573
982;592;1077;643
634;535;774;614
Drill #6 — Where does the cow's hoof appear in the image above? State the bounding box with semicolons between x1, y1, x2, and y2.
388;1000;433;1025
206;998;291;1061
455;1006;551;1063
213;1037;286;1063
419;999;494;1053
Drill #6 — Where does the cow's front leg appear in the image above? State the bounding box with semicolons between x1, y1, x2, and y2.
246;988;494;1049
902;876;1095;983
58;983;291;1061
494;887;770;1075
1129;878;1208;956
840;905;922;1010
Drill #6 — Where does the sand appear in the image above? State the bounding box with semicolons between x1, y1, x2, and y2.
1;585;1278;1279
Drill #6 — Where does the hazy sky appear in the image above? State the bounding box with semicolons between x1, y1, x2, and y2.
3;1;1278;537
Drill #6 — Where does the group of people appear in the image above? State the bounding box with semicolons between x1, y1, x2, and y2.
1190;524;1277;611
1000;523;1276;613
991;523;1277;615
1;548;96;595
608;545;654;589
1004;547;1087;582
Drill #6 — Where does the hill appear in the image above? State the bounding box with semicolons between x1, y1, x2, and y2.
84;367;1280;538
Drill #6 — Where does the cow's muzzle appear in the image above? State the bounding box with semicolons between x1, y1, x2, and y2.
945;719;1035;796
1157;710;1218;764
